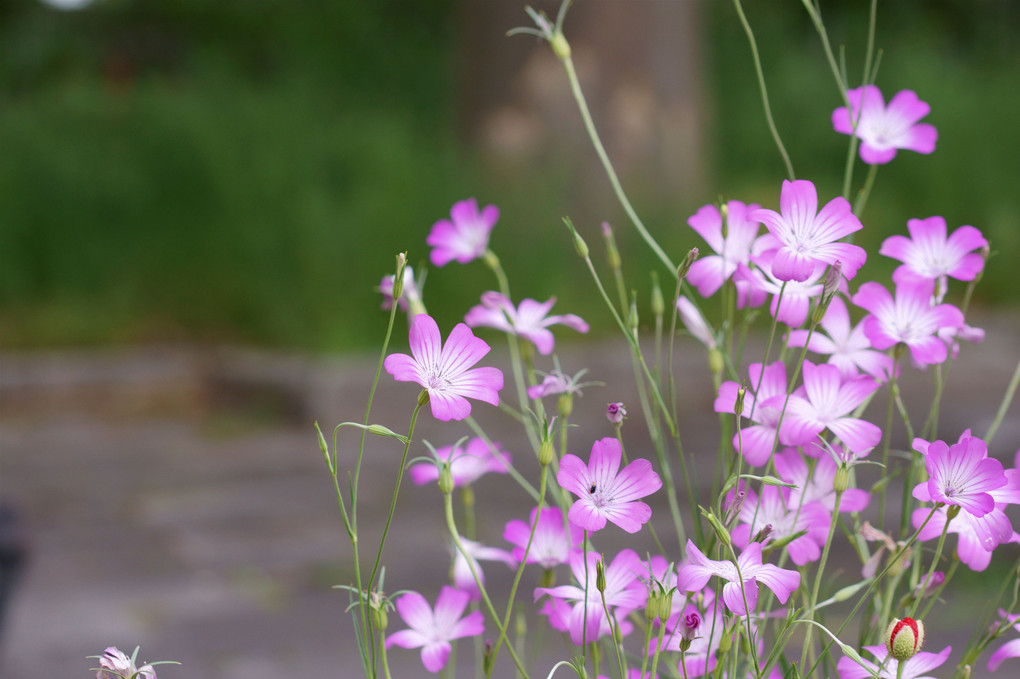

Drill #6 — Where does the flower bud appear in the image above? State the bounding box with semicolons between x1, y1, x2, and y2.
650;272;665;317
417;389;431;407
680;610;701;643
538;437;555;467
606;402;627;425
658;589;675;623
751;523;774;543
709;348;724;377
886;617;925;661
550;30;571;60
595;558;607;593
723;490;745;527
438;466;455;495
701;508;731;547
823;260;842;299
677;247;700;281
734;384;746;417
645;590;659;623
602;222;622;270
833;463;850;493
392;252;407;300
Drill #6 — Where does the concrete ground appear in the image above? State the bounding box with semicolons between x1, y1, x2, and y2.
2;316;1019;678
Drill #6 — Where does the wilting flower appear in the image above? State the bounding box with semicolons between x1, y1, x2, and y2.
451;538;515;600
852;278;964;367
836;644;950;679
715;361;788;467
426;198;498;267
409;437;511;487
832;85;937;165
386;586;485;673
534;548;646;645
787;296;895;381
464;291;589;355
750;179;867;282
503;506;584;569
676;540;801;615
988;610;1020;671
729;485;832;565
94;647;157;679
880;217;987;297
606;402;627;425
778;361;882;456
685;200;773;298
384;314;503;421
557;437;662;533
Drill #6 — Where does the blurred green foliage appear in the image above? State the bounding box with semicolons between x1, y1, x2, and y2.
0;0;1016;350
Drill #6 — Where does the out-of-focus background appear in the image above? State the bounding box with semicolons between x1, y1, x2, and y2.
2;0;1019;677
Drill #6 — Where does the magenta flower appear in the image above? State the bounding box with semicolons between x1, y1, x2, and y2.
452;537;516;600
729;485;832;566
777;361;882;456
384;314;503;421
464;292;589;355
676;540;800;615
832;85;937;165
750;179;867;282
988;610;1020;672
409;437;511;487
94;647;157;679
685;200;774;298
606;402;627;425
557;437;662;533
503;506;584;569
426;198;498;267
852;278;964;366
787;296;895;381
912;502;1019;571
752;251;832;328
534;548;646;645
386;586;485;673
715;361;788;467
836;644;950;679
774;448;870;513
911;435;1009;517
880;216;987;295
654;591;725;677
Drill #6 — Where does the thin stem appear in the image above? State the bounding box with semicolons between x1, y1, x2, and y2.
986;359;1020;446
800;489;845;669
909;509;953;619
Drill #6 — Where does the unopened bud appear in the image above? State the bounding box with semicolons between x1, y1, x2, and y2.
595;559;607;593
566;219;588;258
538;437;554;467
709;348;724;377
680;610;701;642
392;253;407;300
723;491;745;527
734;385;747;416
628;299;639;335
606;402;627;425
886;617;925;661
913;571;945;599
752;523;774;543
677;247;700;281
602;221;621;269
438;466;455;495
417;389;431;407
550;30;571;60
833;464;850;493
658;589;675;623
701;508;731;547
823;261;842;299
645;590;659;623
651;272;665;317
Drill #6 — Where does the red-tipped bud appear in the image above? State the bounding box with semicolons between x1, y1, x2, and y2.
886;617;925;661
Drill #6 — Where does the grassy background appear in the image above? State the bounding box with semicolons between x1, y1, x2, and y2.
0;0;1017;351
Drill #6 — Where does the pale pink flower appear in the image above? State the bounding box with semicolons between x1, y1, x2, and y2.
988;610;1020;672
378;266;424;315
426;198;498;267
752;251;831;328
503;506;584;569
715;361;788;467
852;278;964;366
750;179;867;282
409;437;511;487
464;291;589;355
94;647;157;679
832;85;937;165
384;314;503;421
777;361;882;456
836;644;950;679
386;586;485;673
774;448;870;513
677;296;717;350
452;538;516;600
729;485;832;566
685;200;774;298
880;217;987;295
676;540;801;615
787;296;895;381
526;369;586;399
557;437;662;533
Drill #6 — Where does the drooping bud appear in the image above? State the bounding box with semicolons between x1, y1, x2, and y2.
886;617;925;661
606;402;627;426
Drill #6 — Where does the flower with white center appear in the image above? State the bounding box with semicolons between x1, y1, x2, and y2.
787;296;895;381
832;85;937;165
426;198;498;267
386;586;485;673
464;291;589;355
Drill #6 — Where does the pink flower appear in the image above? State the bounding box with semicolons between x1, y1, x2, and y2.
988;610;1020;672
774;448;870;513
378;266;424;315
452;538;515;600
503;506;584;569
750;179;867;282
836;644;950;679
94;647;157;679
832;85;937;165
852;278;964;366
880;216;987;299
386;586;485;673
409;437;511;487
464;292;589;355
606;402;627;425
715;361;789;467
729;485;832;566
685;200;774;298
778;361;882;456
677;296;717;350
384;314;503;421
527;369;585;399
426;198;498;267
677;540;800;615
534;549;646;645
911;435;1009;517
752;252;832;328
787;296;895;381
557;437;662;533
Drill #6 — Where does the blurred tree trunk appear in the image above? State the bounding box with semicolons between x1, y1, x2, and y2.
455;0;708;210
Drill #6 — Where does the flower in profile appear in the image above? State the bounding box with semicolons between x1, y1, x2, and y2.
452;538;516;600
526;369;586;399
94;647;157;679
832;85;937;165
880;216;987;292
426;198;498;267
988;609;1020;671
409;438;511;487
836;644;950;679
677;296;717;350
778;361;882;457
787;296;895;381
715;361;788;467
685;200;774;298
750;179;867;282
852;278;964;366
911;434;1009;517
384;314;503;421
606;402;627;425
378;266;425;316
676;540;800;615
503;506;584;569
533;548;646;645
464;291;589;355
386;586;485;673
557;437;662;533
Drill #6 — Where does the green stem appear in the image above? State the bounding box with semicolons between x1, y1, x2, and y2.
909;508;953;619
986;359;1020;446
800;489;845;669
